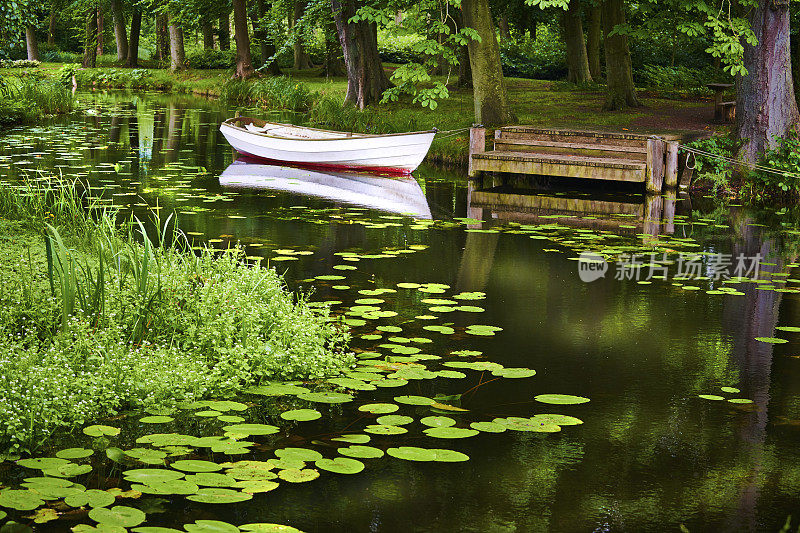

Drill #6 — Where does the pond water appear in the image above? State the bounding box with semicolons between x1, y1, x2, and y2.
2;90;800;532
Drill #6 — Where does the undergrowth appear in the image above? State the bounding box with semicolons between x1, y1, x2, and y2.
0;179;352;454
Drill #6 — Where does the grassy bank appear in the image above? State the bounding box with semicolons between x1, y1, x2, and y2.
0;179;352;454
0;73;75;126
1;63;719;166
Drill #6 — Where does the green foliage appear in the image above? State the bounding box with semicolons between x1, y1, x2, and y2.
0;59;41;68
220;76;313;111
186;50;236;69
634;64;727;96
684;135;736;194
0;180;352;453
748;132;800;198
499;27;566;80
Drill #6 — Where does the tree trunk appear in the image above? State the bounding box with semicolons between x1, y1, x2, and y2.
232;0;255;78
256;0;281;74
82;10;97;68
169;20;186;71
292;0;312;69
126;9;141;67
587;3;602;80
48;5;57;45
96;9;104;56
736;0;800;165
461;0;515;125
563;0;591;83
601;0;639;110
218;12;230;50
202;23;214;49
26;26;40;61
323;20;346;77
331;0;392;108
156;15;169;61
111;0;128;61
498;15;510;40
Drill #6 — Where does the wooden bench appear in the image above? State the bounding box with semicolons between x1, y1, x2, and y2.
720;101;736;123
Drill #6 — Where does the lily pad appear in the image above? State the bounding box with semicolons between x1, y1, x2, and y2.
234;480;280;494
42;463;92;478
331;434;370;444
170;460;222;473
386;447;436;461
423;427;478;439
394;395;435;406
754;337;788;344
492;368;536;379
65;489;116;508
358;403;398;414
17;458;70;470
280;409;321;422
240;525;303;533
83;425;120;437
531;414;583;426
184;520;240;533
184;473;237;487
55;448;94;460
123;469;185;484
140;416;174;424
275;448;323;462
469;421;507;433
420;416;456;428
364;424;408;435
534;394;590;405
728;398;754;404
375;415;414;426
222;423;279;436
245;384;309;397
431;449;470;462
0;490;44;511
297;392;354;404
277;468;319;483
130;479;199;496
315;457;365;474
186;488;252;504
88;506;146;527
720;387;741;394
337;446;384;459
698;394;725;401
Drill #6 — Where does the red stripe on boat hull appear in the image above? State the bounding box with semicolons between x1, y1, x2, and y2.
235;151;413;176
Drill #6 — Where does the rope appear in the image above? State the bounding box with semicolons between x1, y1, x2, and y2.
435;127;471;139
677;143;800;179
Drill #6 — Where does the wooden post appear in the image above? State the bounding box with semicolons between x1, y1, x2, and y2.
679;152;694;188
665;141;678;188
662;188;676;235
642;193;663;242
645;137;665;194
468;125;486;178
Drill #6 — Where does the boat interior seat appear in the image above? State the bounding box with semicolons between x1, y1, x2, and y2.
245;123;269;133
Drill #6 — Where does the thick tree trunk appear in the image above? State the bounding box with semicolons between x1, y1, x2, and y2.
563;0;591;83
126;9;141;67
292;0;312;69
461;0;515;125
232;0;255;78
48;5;57;45
168;21;186;71
331;0;392;108
587;3;602;80
736;0;800;164
26;26;40;61
601;0;639;110
156;15;169;61
82;11;97;68
111;0;128;61
96;9;104;56
202;23;215;49
218;12;230;50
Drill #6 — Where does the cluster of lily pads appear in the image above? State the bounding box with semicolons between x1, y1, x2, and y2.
698;387;753;404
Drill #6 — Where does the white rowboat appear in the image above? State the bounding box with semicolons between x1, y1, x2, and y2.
219;159;433;219
219;117;436;175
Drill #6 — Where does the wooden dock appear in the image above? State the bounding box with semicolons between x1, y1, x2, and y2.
468;126;684;193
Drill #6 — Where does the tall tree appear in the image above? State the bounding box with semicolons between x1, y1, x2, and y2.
737;0;799;164
82;9;97;67
201;22;214;49
563;0;591;83
156;13;169;60
110;0;128;60
601;0;638;110
256;0;281;74
218;11;230;49
96;8;104;55
331;0;392;108
168;16;186;70
461;0;515;125
47;1;58;45
126;7;140;66
232;0;254;77
292;0;312;69
26;25;40;61
586;2;601;80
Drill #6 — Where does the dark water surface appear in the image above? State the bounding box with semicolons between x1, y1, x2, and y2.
2;90;800;532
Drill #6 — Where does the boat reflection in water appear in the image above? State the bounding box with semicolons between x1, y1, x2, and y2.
219;158;433;219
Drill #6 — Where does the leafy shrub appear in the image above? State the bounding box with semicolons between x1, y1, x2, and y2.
186;49;236;69
684;135;737;193
635;64;729;95
378;32;425;64
0;59;41;68
499;27;567;80
748;132;800;197
221;76;314;111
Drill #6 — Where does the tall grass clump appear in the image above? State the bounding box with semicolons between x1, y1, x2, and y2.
14;76;75;114
221;76;314;112
0;180;352;454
